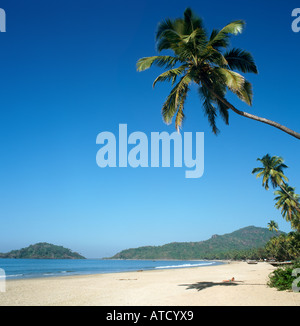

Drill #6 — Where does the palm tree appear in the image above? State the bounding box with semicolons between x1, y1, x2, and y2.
136;8;300;139
252;154;300;210
252;154;288;190
274;186;300;231
268;220;279;233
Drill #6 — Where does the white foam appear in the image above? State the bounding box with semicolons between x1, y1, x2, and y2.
155;262;214;269
6;274;24;278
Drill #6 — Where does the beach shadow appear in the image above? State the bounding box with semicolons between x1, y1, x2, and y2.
179;281;241;292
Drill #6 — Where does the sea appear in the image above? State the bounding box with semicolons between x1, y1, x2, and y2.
0;259;223;280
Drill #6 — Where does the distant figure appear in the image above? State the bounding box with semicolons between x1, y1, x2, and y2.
222;277;235;283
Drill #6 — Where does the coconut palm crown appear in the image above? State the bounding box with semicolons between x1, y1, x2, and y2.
268;220;279;233
137;8;300;139
252;153;300;211
251;154;288;190
274;185;300;231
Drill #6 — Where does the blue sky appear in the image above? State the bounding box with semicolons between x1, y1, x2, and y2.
0;0;299;258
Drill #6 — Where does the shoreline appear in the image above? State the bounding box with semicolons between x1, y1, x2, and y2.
2;259;225;281
1;261;299;306
4;260;224;281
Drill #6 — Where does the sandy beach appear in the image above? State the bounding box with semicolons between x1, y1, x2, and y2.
0;261;299;306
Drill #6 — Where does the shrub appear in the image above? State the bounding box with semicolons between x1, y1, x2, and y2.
268;260;300;291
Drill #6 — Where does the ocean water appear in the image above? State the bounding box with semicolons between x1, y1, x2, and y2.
0;259;223;280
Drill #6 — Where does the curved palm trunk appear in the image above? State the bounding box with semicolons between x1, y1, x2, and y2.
203;82;300;140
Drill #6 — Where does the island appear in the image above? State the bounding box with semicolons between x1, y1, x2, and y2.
0;242;85;259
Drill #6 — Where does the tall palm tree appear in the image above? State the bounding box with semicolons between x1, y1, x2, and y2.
136;8;300;139
252;154;288;190
252;154;300;210
274;185;300;231
268;220;279;233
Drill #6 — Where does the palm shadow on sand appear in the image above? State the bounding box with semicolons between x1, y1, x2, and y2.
179;281;242;291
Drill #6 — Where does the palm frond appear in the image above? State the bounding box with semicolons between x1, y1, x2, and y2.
215;68;245;93
136;55;181;71
235;80;253;106
251;167;264;174
209;82;229;124
224;48;258;74
218;20;245;35
155;8;208;56
183;7;205;32
152;65;188;87
198;86;219;134
208;20;245;49
156;29;183;53
216;97;229;124
209;29;229;49
175;85;189;131
256;170;265;178
161;74;191;125
156;18;175;41
200;46;228;66
182;28;207;47
262;173;269;190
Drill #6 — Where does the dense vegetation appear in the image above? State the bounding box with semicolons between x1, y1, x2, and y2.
268;259;300;291
252;154;300;292
110;226;284;260
266;232;299;292
265;232;300;261
0;242;85;259
252;154;300;232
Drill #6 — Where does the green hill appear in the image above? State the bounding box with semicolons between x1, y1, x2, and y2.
110;226;283;260
0;242;85;259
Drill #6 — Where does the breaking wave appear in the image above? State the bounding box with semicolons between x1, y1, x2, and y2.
155;262;214;269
